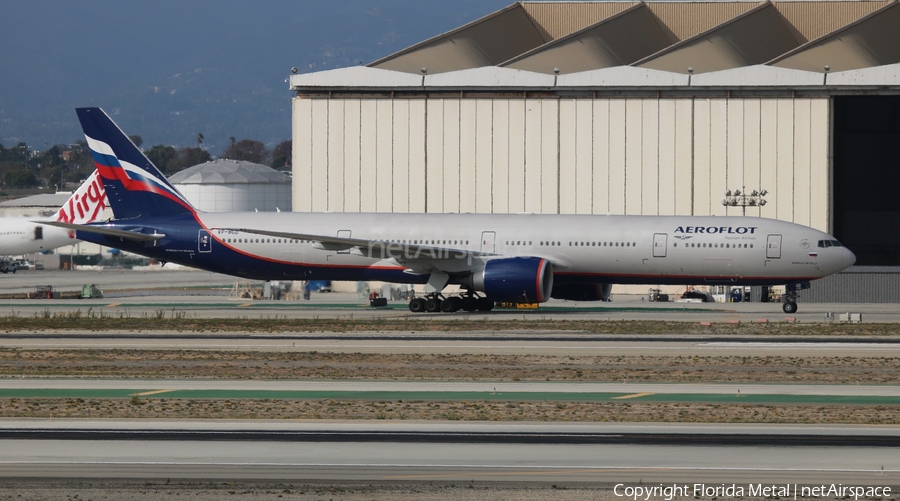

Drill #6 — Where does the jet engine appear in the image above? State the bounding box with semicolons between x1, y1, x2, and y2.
461;256;553;303
550;283;613;301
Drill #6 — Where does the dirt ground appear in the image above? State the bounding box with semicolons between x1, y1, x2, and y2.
2;481;895;501
1;348;899;424
2;349;899;384
2;396;899;424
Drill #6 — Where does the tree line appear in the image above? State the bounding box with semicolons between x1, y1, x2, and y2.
0;137;291;190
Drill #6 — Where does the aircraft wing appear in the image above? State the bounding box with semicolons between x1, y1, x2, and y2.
217;227;493;274
39;221;166;242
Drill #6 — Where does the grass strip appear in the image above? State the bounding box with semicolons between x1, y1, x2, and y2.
1;311;899;335
3;389;899;406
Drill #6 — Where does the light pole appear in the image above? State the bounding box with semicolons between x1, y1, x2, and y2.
722;188;767;216
20;144;29;170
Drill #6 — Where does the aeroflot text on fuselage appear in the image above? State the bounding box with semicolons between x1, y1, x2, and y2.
674;226;758;235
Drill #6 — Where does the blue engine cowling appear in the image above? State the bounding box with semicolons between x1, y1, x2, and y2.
550;283;613;301
467;257;553;303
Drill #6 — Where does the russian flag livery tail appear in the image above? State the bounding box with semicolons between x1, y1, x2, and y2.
76;107;196;220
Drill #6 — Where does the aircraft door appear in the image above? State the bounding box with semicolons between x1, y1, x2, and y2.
337;230;351;254
481;231;496;254
652;233;667;258
198;229;212;253
766;234;782;259
34;226;43;240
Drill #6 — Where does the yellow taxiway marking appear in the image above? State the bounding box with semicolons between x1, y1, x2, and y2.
129;389;176;397
611;392;656;400
238;303;253;307
105;304;121;307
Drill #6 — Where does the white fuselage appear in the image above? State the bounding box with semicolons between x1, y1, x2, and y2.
0;217;77;256
191;212;855;285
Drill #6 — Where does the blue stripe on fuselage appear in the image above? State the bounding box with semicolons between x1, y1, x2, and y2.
74;217;427;284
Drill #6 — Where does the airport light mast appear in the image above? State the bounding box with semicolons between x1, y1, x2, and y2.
722;188;767;216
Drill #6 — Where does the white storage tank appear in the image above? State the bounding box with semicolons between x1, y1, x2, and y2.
169;159;292;212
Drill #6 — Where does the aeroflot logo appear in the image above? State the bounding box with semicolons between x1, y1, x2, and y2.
674;226;757;235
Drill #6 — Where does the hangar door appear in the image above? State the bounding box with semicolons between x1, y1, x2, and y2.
834;97;900;266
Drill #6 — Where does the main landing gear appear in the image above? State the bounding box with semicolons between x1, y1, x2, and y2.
408;291;494;313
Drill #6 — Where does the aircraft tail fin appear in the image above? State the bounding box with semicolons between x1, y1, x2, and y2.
51;170;109;224
76;107;196;220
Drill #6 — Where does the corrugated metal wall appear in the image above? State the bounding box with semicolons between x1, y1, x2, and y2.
805;267;900;302
292;95;831;231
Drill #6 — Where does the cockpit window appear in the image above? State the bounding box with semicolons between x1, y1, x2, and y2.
818;239;844;248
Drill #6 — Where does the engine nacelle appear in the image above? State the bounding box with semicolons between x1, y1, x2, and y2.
551;283;613;302
463;257;553;303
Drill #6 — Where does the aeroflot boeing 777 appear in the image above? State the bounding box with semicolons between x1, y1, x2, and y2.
46;108;855;313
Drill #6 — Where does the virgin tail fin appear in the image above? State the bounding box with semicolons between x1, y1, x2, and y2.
51;170;110;224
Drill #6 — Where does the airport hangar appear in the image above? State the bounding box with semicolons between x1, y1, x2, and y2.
289;0;900;302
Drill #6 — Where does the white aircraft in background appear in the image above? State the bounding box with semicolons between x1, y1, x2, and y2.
0;170;107;261
51;108;856;314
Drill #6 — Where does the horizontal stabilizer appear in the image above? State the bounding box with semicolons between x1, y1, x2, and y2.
40;221;166;242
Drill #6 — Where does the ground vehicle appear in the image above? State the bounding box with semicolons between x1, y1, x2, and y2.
0;259;14;273
681;290;712;302
306;280;332;293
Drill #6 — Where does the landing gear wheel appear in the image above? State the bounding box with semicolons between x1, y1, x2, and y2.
425;298;442;313
783;301;797;314
441;296;462;312
476;297;494;312
409;298;427;313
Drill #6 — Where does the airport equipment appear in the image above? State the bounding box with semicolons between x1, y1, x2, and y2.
80;284;103;299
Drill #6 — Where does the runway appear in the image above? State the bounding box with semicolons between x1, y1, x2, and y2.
4;335;900;357
0;421;897;484
2;269;899;489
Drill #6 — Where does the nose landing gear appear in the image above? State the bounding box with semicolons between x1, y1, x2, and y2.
782;295;798;314
781;281;809;314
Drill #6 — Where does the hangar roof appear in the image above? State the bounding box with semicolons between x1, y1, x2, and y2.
689;64;824;87
423;66;555;89
555;66;689;87
363;1;900;78
502;4;672;74
0;193;69;208
771;1;900;72
169;160;290;185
